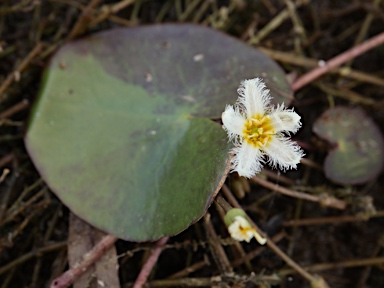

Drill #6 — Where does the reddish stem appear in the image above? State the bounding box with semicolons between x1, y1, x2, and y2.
292;31;384;91
133;237;169;288
50;234;117;288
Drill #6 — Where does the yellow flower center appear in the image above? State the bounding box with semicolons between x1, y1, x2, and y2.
243;114;275;148
239;225;256;235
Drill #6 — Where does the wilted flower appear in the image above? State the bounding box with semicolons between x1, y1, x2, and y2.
228;215;266;244
224;208;266;244
222;78;304;178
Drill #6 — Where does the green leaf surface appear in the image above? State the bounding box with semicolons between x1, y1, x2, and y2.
25;24;291;241
313;107;384;185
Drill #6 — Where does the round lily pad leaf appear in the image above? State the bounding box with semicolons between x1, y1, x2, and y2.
25;24;292;241
313;107;384;185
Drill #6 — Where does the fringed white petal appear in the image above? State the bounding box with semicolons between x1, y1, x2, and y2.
222;105;246;142
263;136;304;171
231;142;264;178
223;77;304;177
236;78;271;118
269;105;302;134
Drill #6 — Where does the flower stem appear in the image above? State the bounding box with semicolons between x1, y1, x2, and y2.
215;195;232;212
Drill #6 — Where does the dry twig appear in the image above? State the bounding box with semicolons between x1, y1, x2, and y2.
251;176;346;210
0;43;44;103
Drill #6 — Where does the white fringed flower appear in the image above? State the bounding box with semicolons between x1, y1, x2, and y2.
222;78;304;178
228;215;266;244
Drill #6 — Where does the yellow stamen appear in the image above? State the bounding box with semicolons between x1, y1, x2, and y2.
243;114;275;148
240;226;255;235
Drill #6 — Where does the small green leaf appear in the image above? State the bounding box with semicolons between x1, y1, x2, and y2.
313;107;384;185
25;24;292;241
